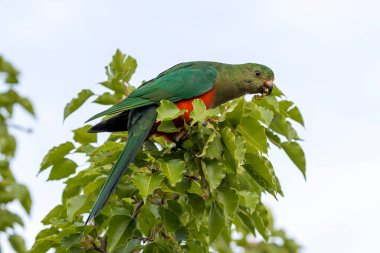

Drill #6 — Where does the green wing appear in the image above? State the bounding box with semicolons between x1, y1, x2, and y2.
86;62;217;122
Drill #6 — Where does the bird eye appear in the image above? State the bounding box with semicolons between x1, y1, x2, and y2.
254;71;262;77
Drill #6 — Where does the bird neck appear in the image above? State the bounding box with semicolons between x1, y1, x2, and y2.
212;64;250;107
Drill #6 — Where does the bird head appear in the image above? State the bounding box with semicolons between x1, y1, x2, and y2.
243;63;275;96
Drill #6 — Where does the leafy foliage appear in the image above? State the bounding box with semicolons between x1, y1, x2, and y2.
0;55;34;253
32;50;305;252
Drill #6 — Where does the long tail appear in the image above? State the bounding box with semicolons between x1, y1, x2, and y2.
85;106;157;224
88;110;130;133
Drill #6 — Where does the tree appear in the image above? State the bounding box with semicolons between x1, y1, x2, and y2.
32;50;305;252
0;56;34;253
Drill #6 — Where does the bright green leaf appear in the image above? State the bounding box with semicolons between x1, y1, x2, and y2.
190;99;219;125
202;160;225;192
107;215;134;252
209;202;225;244
73;125;97;145
93;92;121;105
158;159;185;186
39;142;75;173
237;116;267;153
157;121;181;133
66;195;91;221
48;158;77;181
217;188;239;220
9;234;27;253
281;141;306;177
132;173;164;200
63;89;94;120
156;100;186;121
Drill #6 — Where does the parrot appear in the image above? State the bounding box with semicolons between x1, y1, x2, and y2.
85;61;274;224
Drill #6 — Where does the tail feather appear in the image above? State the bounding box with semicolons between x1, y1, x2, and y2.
85;106;157;224
88;110;130;133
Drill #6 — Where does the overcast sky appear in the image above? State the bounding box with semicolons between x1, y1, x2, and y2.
1;0;380;252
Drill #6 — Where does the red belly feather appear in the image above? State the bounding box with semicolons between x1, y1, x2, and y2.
175;86;216;121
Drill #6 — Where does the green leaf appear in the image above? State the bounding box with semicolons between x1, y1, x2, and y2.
217;188;239;220
66;195;91;221
202;160;225;192
137;204;158;236
156;100;186;121
270;115;299;141
187;193;206;219
73;125;97;145
237;209;256;236
221;97;244;126
158;206;180;232
9;234;27;253
281;141;306;177
93;92;121;105
237;116;267;153
63;89;94;120
209;202;225;244
221;127;246;170
199;130;223;159
158;159;185;186
157;121;181;133
190;99;219;125
0;210;23;230
39;142;75;173
18;97;35;116
245;153;282;196
288;106;304;126
48;158;77;181
132;173;164;200
42;205;64;225
239;191;260;214
107;215;134;252
252;203;270;240
100;50;137;95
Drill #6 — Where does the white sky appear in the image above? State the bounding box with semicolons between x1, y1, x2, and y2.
1;0;379;252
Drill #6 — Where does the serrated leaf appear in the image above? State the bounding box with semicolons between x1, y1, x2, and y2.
221;97;244;126
66;195;91;221
73;125;97;145
252;203;270;240
237;209;256;236
9;234;27;253
157;121;181;133
137;204;158;236
107;215;135;252
42;205;64;225
245;153;282;196
202;160;225;192
156;100;186;121
239;191;260;214
237;116;267;153
48;158;77;181
217;187;239;220
281;141;306;177
158;159;185;186
190;99;219;125
221;127;246;170
199;130;223;159
132;173;164;199
63;89;93;120
158;206;180;232
209;202;225;244
93;92;121;105
40;142;75;173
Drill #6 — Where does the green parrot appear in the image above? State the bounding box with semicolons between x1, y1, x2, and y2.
85;61;274;224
